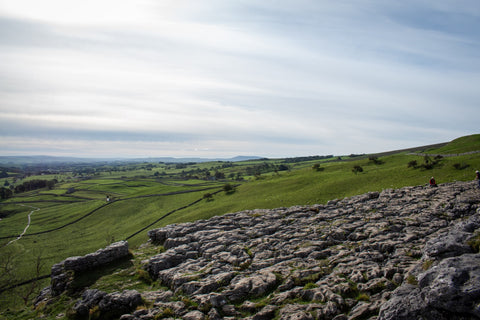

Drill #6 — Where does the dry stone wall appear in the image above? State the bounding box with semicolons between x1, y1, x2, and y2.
50;240;130;296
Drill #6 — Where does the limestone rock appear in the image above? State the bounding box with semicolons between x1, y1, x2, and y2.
40;181;480;319
72;289;141;320
50;241;130;296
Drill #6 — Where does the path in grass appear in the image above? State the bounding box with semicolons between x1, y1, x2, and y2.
0;185;225;240
5;204;40;246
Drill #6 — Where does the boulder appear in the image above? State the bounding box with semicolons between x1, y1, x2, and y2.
72;289;142;320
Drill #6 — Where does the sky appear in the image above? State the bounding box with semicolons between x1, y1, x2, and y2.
0;0;479;158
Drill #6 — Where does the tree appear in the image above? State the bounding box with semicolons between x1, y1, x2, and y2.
18;253;44;306
223;183;235;194
215;171;225;179
368;156;384;165
0;187;12;200
407;160;418;168
0;247;16;293
203;193;213;201
352;165;364;174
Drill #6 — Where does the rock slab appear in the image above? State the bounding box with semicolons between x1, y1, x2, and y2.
50;241;130;295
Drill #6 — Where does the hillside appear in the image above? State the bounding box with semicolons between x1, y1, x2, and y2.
25;181;480;319
0;134;479;317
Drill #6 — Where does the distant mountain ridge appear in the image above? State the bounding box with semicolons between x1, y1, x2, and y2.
0;155;263;165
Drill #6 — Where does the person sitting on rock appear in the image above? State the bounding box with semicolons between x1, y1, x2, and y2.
429;177;437;187
476;170;480;188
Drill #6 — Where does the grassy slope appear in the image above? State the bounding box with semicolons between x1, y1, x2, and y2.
425;134;480;154
0;134;479;315
179;151;480;221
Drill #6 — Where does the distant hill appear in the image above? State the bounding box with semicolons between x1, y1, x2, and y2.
0;155;263;166
129;155;264;163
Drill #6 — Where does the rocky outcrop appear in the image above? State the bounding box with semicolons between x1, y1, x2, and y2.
117;181;479;320
378;213;480;320
40;181;480;319
72;289;142;320
50;241;130;296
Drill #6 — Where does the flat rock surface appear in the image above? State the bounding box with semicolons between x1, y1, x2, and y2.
73;181;480;319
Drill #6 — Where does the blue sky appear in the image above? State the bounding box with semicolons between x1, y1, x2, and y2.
0;0;479;158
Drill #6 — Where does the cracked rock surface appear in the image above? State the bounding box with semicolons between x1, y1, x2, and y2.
71;181;480;319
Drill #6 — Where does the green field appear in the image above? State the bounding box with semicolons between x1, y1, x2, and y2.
0;134;479;315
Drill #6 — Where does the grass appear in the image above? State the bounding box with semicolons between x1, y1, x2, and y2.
0;134;479;316
425;134;480;154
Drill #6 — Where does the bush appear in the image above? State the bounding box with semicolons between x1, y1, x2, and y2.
203;193;213;201
368;156;384;165
352;165;364;174
407;160;418;168
223;183;235;194
408;156;442;170
453;162;469;170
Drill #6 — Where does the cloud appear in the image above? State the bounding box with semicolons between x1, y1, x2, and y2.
0;1;479;157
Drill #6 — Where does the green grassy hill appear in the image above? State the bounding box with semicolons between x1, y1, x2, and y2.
0;134;479;316
425;134;480;154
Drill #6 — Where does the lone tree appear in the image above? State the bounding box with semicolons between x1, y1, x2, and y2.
368;156;384;165
223;183;235;194
203;193;213;201
352;165;364;174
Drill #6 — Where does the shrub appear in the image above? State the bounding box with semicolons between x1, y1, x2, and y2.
312;164;325;172
420;155;442;170
352;165;364;174
203;193;213;201
368;156;384;165
407;160;418;168
223;183;235;194
453;162;469;170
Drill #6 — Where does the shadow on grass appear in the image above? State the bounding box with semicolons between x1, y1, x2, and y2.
69;255;134;294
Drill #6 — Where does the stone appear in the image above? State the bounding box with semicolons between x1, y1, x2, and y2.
278;304;314;320
183;310;205;320
378;217;480;320
39;181;480;320
50;241;130;296
72;289;142;320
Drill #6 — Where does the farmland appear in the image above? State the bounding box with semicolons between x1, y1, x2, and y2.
0;134;479;312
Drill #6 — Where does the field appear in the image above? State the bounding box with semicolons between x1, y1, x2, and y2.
0;134;479;314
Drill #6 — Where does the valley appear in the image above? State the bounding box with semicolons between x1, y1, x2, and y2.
0;134;479;316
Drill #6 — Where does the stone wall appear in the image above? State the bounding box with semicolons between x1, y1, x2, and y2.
50;241;130;296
